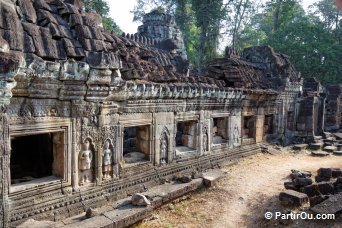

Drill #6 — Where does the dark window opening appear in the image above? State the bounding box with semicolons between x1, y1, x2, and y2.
212;117;228;144
11;133;56;184
176;121;197;152
123;126;150;164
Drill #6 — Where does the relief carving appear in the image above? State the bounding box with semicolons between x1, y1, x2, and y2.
102;140;112;179
79;139;93;185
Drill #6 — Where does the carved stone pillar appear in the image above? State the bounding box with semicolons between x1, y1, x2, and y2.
0;111;10;228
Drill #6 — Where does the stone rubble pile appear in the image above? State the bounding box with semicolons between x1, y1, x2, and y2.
280;168;342;215
292;132;342;157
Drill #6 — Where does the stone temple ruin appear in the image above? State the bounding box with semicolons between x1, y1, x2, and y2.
0;0;340;227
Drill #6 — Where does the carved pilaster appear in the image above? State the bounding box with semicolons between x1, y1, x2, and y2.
0;112;10;228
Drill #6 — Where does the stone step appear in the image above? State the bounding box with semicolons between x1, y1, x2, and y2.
202;169;225;187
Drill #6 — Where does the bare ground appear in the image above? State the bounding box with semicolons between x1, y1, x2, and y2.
135;151;342;228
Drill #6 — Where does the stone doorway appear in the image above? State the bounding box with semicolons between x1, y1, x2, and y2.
264;115;274;135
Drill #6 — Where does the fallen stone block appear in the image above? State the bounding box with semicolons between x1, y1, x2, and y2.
311;151;329;157
85;208;99;219
334;133;342;140
279;190;310;207
336;144;342;150
324;137;336;144
202;169;225;187
309;195;329;207
315;175;331;183
293;144;308;151
131;193;151;206
317;168;333;179
331;168;342;178
311;193;342;214
177;175;192;183
293;177;312;188
284;181;299;191
303;184;321;197
323;146;337;153
291;170;312;178
333;151;342;156
310;143;323;150
334;177;342;193
317;182;335;195
323;132;332;139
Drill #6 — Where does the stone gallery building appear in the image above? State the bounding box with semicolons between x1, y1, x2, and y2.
0;0;340;227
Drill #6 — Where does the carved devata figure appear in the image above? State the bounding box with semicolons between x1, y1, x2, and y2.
160;132;168;164
102;140;112;179
79;139;93;185
203;132;208;153
233;124;240;145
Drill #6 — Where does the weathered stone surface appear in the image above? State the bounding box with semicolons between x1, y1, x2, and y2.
86;51;120;69
17;0;37;23
131;193;151;206
0;36;9;52
202;169;225;187
311;193;342;214
279;190;309;207
87;69;112;84
59;60;89;81
65;215;113;228
17;219;59;228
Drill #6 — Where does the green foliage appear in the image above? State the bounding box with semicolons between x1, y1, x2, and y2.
237;0;341;85
80;0;123;34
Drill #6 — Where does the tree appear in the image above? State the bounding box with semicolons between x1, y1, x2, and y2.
238;0;341;85
81;0;123;34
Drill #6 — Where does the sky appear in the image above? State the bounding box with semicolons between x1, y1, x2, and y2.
108;0;319;34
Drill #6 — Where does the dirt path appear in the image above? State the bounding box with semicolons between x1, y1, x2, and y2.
136;152;342;228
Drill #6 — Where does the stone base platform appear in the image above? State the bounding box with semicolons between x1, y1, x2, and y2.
18;175;222;228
